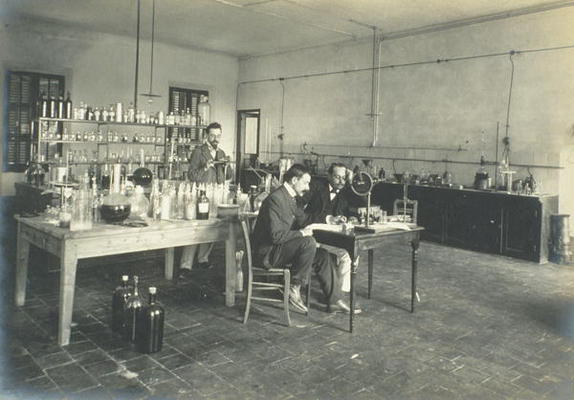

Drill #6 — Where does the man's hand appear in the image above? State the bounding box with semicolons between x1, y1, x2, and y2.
300;227;313;237
204;160;214;171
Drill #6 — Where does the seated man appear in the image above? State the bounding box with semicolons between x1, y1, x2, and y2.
251;164;352;313
300;162;361;312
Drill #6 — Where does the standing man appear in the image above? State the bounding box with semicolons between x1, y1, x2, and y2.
180;122;229;276
252;164;351;313
302;163;361;312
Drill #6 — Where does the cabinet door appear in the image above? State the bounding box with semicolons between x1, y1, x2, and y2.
415;188;446;243
469;196;502;254
445;192;502;253
503;199;540;261
445;192;474;247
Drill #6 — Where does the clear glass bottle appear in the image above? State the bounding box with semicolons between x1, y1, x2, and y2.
123;275;144;343
135;287;165;354
129;186;150;219
198;95;210;126
70;174;93;231
111;275;131;333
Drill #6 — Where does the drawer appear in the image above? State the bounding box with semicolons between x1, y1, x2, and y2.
20;225;61;256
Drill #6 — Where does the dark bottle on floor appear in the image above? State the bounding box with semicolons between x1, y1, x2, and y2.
111;275;131;333
123;275;144;343
197;190;210;220
136;287;164;354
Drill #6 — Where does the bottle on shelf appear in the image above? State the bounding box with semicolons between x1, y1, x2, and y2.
198;95;210;126
197;189;210;220
38;91;48;118
64;92;72;119
48;93;57;118
135;287;165;354
123;275;144;343
111;275;131;333
57;91;65;119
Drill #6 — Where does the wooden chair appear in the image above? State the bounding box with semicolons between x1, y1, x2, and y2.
239;215;309;326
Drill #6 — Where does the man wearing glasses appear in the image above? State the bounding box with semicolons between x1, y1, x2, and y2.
180;122;230;276
301;162;362;313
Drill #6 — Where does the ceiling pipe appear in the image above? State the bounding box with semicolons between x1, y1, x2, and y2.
134;0;141;111
369;27;382;147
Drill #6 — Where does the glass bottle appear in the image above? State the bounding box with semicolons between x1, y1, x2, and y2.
111;275;131;333
57;92;65;119
135;287;165;354
123;275;144;343
197;190;210;220
198;95;210;126
64;92;72;119
39;91;48;118
148;179;161;220
48;93;57;118
184;183;196;220
160;181;172;220
129;186;150;219
70;174;93;231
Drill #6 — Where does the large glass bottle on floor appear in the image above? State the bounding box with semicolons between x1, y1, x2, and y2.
136;287;165;354
111;275;131;333
123;275;144;343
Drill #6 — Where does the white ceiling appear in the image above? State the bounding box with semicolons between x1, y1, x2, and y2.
2;0;573;57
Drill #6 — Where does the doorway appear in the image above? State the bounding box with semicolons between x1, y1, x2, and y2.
236;109;260;190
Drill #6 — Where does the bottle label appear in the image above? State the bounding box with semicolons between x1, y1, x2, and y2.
198;202;209;213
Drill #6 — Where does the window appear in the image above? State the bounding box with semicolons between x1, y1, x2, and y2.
4;71;65;172
168;86;208;143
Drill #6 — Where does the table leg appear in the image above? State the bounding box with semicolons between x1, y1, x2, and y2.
225;221;237;307
349;256;359;333
164;248;175;280
367;249;373;299
410;235;420;313
58;243;78;347
15;224;30;306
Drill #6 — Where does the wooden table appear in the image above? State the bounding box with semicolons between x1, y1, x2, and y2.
313;226;424;332
14;216;237;346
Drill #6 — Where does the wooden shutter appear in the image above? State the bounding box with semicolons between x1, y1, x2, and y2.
4;71;64;172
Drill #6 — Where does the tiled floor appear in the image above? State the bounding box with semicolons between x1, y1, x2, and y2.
1;238;574;400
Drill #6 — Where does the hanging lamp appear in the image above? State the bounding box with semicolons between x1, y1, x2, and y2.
140;0;161;102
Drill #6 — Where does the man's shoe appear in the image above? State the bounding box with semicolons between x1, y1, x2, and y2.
327;299;362;314
289;286;308;313
197;262;214;270
178;268;193;279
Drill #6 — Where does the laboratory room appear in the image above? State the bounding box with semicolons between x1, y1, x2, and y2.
1;0;573;399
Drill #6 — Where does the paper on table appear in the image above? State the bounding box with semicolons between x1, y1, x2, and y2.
307;223;344;232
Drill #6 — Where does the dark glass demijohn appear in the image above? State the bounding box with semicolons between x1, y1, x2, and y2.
123;275;144;343
136;287;165;354
111;275;131;333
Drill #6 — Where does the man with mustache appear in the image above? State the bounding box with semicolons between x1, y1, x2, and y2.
251;164;351;313
180;122;229;276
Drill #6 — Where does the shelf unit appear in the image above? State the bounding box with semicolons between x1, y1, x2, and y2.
35;117;206;178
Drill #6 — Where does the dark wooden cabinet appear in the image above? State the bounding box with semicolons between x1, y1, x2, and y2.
374;182;558;263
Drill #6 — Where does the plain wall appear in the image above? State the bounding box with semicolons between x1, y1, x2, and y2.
0;16;239;196
238;7;574;202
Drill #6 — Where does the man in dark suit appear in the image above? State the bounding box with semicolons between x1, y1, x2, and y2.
252;164;348;313
180;122;230;276
188;122;230;184
301;163;361;313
